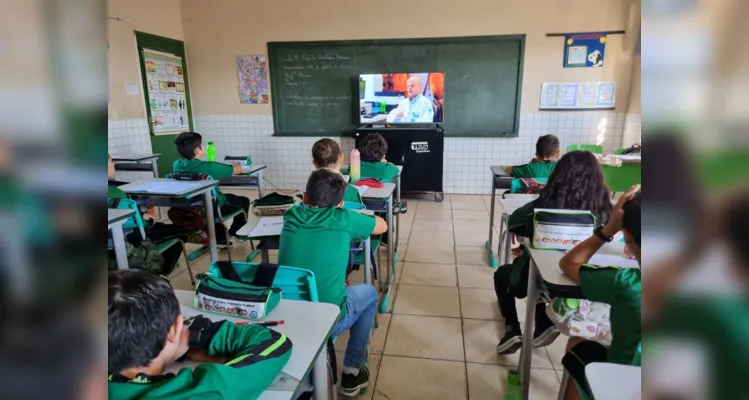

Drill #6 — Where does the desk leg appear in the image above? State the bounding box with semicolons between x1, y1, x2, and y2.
364;238;372;286
111;226;129;270
151;159;160;179
387;194;394;286
395;175;400;256
203;191;219;262
503;216;512;265
519;257;538;400
313;350;330;400
487;176;497;266
257;169;265;198
497;212;506;264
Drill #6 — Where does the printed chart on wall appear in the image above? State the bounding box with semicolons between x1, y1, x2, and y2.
539;82;615;110
237;55;270;104
143;49;189;134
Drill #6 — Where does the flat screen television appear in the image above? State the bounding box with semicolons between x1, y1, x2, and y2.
359;72;444;124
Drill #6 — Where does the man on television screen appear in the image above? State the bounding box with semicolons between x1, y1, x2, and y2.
386;76;435;123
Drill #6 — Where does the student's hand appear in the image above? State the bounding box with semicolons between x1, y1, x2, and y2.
602;184;640;237
185;348;230;364
141;213;156;222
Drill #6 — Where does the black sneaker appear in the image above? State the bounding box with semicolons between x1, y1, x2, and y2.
496;325;523;355
532;312;560;348
339;366;370;397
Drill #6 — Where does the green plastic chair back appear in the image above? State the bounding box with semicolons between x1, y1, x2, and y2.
614;148;627;155
109;197;146;240
602;164;641;192
210;261;319;302
567;144;603;154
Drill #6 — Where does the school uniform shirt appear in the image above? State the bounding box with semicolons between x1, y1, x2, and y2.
360;161;400;183
278;205;376;319
386;94;435;123
579;265;641;364
108;319;292;400
172;158;234;207
344;185;363;204
511;160;557;179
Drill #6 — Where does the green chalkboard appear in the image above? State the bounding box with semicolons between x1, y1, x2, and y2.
268;35;524;137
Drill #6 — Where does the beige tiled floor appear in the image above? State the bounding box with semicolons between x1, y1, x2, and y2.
169;193;564;399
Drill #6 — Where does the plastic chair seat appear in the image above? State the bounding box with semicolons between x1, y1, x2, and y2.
218;207;245;223
155;238;181;254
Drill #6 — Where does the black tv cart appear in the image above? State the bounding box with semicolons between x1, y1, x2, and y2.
354;126;445;202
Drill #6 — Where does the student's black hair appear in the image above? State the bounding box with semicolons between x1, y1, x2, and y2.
359;133;388;163
312;138;341;167
174;131;203;159
306;169;346;207
108;270;180;374
536;134;560;159
535;150;612;224
622;193;641;247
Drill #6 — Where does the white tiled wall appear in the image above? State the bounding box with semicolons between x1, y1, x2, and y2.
186;111;641;194
107;118;154;182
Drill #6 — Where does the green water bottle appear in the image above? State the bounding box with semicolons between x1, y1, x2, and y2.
504;370;521;400
206;141;216;161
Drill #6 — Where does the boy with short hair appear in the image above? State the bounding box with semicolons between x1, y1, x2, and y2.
503;134;560;178
108;269;292;399
558;189;641;400
172;131;250;241
279;169;387;397
358;133;399;182
312;138;362;204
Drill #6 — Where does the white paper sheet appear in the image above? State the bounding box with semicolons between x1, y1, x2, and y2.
249;216;285;237
355;185;368;196
127;180;203;194
585;254;640;269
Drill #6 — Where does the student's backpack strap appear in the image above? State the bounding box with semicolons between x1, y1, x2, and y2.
214;260;244;282
252;263;280;287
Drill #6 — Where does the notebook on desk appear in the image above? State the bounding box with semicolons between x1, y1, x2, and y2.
126;180;204;194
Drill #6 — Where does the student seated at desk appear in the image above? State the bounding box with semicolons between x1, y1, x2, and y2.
108;270;292;399
494;151;613;355
312;138;362;204
558;189;641;400
279;169;387;397
172;132;250;244
108;153;188;275
501;134;560;178
359;133;399;182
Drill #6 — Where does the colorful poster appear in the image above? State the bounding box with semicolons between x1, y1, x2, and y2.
237;55;270;104
563;32;607;68
539;82;616;110
143;49;190;134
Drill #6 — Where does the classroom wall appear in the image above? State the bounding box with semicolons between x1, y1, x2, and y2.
107;0;185;181
622;54;641;147
179;0;640;193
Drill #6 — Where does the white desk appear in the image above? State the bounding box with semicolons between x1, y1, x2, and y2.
518;239;635;399
174;290;340;400
120;179;220;262
108;209;135;270
236;209;375;287
586;363;641;400
111;153;161;179
219;163;268;198
495;195;538;265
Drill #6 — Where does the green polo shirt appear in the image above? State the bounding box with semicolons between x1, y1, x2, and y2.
108;185;127;199
361;161;399;182
343;185;363;204
511;160;557;179
579;265;641;364
172;159;234;207
278;206;376;318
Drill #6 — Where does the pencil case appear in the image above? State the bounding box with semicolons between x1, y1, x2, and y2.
194;261;282;320
530;209;596;250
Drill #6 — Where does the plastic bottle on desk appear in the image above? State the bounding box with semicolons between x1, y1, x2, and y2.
350;149;361;183
206;141;216;161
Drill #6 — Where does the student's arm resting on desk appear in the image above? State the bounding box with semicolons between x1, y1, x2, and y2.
186;315;292;396
346;209;386;237
231;163;245;175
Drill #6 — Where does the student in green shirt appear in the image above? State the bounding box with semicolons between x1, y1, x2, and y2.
311;138;363;204
108;270;292;399
108;153;188;275
172;132;250;244
558;189;641;400
279;169;387;397
502;134;560;178
358;133;399;182
495;151;613;355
